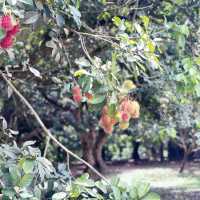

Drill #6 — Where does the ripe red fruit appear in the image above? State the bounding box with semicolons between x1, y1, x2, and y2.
120;111;130;122
0;35;13;49
72;86;82;103
110;118;117;125
120;99;140;119
99;114;114;134
0;15;13;31
73;95;82;103
100;115;111;127
119;99;129;112
72;86;81;94
7;24;20;36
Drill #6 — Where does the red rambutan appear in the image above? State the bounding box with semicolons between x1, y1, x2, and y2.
0;35;13;49
7;24;20;36
0;15;13;31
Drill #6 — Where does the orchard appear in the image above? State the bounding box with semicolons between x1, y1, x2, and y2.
0;0;200;200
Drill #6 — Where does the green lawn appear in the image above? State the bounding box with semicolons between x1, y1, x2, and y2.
108;163;200;190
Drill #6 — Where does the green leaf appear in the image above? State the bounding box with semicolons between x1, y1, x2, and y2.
29;67;42;78
195;84;200;97
7;0;17;5
24;12;40;24
2;189;16;198
89;95;105;104
9;167;21;185
19;174;33;188
140;16;150;30
56;14;65;27
69;5;81;27
195;56;200;65
0;28;6;40
19;0;33;5
108;104;117;116
19;190;33;199
75;173;95;187
52;192;67;200
111;186;121;200
112;16;122;27
75;57;90;67
95;181;107;193
177;34;185;49
147;40;155;53
22;159;35;174
110;176;120;186
167;128;177;139
82;77;92;92
179;24;189;37
134;23;143;34
34;187;42;199
142;192;160;200
135;182;150;198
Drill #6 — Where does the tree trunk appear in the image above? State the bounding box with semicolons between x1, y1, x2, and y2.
179;148;188;173
80;131;97;170
160;142;164;162
94;130;108;172
151;146;157;161
80;129;108;174
132;141;140;162
168;140;184;161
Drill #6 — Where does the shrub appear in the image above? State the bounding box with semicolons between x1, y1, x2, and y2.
0;142;160;200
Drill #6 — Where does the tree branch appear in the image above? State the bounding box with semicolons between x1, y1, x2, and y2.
39;90;86;133
0;72;109;184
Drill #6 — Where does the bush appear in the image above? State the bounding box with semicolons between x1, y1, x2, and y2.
0;142;160;200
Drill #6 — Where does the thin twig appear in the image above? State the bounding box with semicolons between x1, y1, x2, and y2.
80;36;94;64
43;135;50;158
0;71;110;184
79;36;105;79
66;152;72;186
133;0;139;22
72;29;120;47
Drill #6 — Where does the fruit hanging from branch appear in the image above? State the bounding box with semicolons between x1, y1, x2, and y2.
72;85;82;104
0;14;20;49
119;98;140;119
99;98;140;134
71;75;140;134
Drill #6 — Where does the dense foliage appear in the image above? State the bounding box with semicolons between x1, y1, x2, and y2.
0;142;159;200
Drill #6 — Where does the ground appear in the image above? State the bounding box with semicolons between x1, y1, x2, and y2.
107;161;200;189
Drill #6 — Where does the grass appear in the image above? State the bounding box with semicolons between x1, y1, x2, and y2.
108;162;200;190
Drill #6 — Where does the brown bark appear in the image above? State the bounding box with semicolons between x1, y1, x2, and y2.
179;147;191;173
80;131;97;168
160;142;164;162
94;130;108;172
179;128;191;173
179;148;188;173
132;141;141;162
80;129;108;174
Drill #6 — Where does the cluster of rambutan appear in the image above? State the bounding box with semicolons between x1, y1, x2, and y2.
0;15;20;49
72;81;140;134
99;106;117;134
99;98;140;134
72;85;93;104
